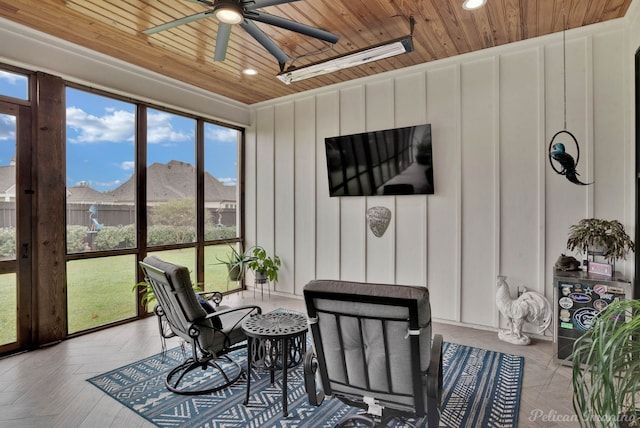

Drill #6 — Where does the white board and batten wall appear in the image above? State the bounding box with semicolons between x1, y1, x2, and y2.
246;14;638;331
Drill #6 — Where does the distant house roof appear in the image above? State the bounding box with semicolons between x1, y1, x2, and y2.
67;183;117;203
106;160;236;203
0;160;235;204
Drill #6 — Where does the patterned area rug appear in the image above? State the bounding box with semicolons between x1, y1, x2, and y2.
88;340;523;428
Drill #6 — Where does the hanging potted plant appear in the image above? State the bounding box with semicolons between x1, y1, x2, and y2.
247;246;281;283
566;218;634;268
571;298;640;427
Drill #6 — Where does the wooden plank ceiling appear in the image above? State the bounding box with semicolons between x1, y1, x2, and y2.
0;0;632;105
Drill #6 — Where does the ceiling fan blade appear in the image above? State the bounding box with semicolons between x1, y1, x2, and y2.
184;0;216;6
214;23;233;62
143;11;214;34
246;0;301;10
248;11;339;44
241;20;290;65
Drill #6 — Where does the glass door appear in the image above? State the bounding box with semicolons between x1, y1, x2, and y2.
0;99;32;354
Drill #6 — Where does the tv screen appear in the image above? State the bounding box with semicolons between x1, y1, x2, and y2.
325;124;434;197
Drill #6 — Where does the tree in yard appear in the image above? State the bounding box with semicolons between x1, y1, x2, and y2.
149;198;212;244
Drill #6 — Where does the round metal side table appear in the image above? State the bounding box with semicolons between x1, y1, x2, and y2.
241;311;307;417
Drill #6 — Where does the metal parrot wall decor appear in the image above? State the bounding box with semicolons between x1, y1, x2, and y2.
548;130;592;186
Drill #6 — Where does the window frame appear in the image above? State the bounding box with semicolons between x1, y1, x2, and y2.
63;83;245;331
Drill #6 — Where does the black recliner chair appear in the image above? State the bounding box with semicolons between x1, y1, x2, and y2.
303;279;443;427
139;256;261;395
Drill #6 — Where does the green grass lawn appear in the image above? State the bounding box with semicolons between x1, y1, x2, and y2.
0;245;240;344
0;273;16;345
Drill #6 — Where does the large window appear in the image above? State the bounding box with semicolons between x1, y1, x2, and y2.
204;122;239;237
66;88;136;253
0;68;31;352
0;104;17;346
204;123;240;291
65;86;243;333
146;109;196;246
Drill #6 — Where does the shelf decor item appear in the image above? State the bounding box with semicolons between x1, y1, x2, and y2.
566;218;635;272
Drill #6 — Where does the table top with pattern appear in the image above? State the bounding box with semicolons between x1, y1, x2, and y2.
241;312;308;339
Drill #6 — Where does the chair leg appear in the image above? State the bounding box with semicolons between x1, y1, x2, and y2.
165;355;243;395
426;334;444;427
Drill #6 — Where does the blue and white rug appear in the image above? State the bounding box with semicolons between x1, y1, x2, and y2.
88;341;522;427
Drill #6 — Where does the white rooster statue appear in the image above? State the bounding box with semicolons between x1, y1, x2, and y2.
496;275;552;345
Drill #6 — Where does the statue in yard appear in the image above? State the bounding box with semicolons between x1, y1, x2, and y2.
89;204;104;231
496;275;552;345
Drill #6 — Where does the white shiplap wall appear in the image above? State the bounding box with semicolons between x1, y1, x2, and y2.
247;18;636;330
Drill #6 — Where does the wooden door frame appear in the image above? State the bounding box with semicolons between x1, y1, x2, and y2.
0;99;33;355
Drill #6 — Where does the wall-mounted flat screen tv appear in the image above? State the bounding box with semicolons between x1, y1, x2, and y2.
325;124;434;197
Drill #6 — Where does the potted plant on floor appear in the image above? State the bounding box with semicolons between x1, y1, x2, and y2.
571;298;640;427
216;245;255;282
566;218;634;270
247;246;281;283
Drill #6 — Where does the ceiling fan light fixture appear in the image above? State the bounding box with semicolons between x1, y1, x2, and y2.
277;36;413;84
462;0;487;10
214;2;243;25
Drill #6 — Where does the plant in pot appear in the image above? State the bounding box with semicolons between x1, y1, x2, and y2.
216;245;255;282
571;298;640;427
566;218;635;269
247;246;281;283
132;280;159;307
132;279;205;307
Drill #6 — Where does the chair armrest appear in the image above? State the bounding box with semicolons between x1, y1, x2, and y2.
200;305;262;331
207;305;262;318
197;291;223;307
303;348;325;406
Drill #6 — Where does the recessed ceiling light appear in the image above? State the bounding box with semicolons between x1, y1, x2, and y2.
462;0;487;10
243;69;257;76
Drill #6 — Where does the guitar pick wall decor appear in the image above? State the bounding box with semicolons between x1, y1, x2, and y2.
367;206;392;237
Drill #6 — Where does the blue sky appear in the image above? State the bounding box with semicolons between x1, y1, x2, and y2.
0;71;238;192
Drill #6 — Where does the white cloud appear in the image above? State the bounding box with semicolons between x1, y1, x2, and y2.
206;126;238;143
0;70;26;85
218;177;237;186
147;111;192;144
66;106;135;143
0;114;16;141
119;161;135;171
66;107;194;145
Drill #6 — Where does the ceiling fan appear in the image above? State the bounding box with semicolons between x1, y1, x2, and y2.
143;0;340;69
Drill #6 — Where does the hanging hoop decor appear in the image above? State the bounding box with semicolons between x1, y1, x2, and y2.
548;130;591;185
546;0;592;186
548;129;580;175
